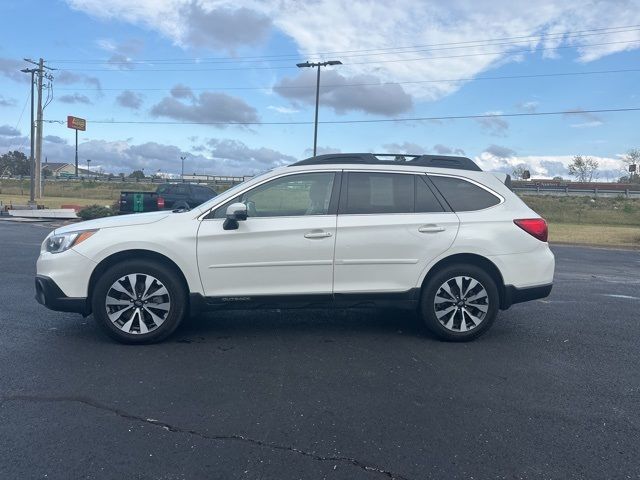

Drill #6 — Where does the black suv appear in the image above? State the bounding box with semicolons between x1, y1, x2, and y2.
119;183;218;214
156;183;217;210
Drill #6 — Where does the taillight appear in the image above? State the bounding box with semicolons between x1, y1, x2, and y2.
514;218;548;242
157;197;165;209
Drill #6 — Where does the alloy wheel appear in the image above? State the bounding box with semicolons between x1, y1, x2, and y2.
105;273;171;334
433;276;489;332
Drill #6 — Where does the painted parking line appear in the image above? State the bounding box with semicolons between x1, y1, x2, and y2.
601;294;640;301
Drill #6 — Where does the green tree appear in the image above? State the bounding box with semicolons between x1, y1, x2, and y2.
0;150;29;176
128;170;146;180
568;155;599;182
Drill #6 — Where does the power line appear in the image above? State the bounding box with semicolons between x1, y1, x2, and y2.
347;39;640;66
49;23;640;64
51;107;640;127
54;68;640;92
55;39;640;73
13;89;31;132
51;27;640;66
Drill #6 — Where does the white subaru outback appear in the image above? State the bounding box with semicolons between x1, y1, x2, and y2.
36;153;554;344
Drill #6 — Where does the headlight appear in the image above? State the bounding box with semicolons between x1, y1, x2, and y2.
44;229;98;254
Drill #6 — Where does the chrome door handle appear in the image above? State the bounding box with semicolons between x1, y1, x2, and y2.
304;231;333;239
418;225;445;233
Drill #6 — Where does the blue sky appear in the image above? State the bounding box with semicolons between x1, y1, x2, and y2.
1;0;639;178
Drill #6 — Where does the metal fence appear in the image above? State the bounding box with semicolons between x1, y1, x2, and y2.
513;184;640;198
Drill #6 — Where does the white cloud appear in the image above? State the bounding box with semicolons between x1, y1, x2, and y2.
304;146;342;156
274;69;413;116
58;93;93;104
476;151;626;180
150;86;259;125
476;112;510;136
570;121;604;128
36;135;294;175
116;90;144;109
0;95;17;107
267;105;299;114
563;107;604;128
517;101;539;113
64;0;640;104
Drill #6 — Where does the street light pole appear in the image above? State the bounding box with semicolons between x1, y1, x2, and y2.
86;159;91;176
180;155;186;181
296;60;342;156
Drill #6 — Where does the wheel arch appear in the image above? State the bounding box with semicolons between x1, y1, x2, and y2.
420;253;507;308
87;249;190;314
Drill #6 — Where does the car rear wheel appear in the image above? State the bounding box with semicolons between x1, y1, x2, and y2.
91;260;187;344
420;264;499;341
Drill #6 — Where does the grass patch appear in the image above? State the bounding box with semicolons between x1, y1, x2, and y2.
0;194;114;209
520;195;640;227
549;223;640;248
0;179;156;201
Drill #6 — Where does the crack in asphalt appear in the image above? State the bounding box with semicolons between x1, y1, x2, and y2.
2;394;411;480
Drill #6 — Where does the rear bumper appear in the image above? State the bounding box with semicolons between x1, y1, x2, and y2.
35;275;89;315
501;283;552;309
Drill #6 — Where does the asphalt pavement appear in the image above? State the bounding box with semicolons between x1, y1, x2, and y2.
0;221;639;480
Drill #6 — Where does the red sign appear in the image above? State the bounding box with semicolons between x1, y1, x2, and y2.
67;116;86;131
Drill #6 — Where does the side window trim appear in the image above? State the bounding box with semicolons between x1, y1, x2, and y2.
427;173;504;212
327;171;342;215
337;171;349;214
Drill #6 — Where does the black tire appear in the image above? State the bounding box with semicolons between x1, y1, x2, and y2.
420;264;499;342
173;202;190;211
91;259;188;344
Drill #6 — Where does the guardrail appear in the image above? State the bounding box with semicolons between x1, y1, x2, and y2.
0;175;249;187
514;185;640;198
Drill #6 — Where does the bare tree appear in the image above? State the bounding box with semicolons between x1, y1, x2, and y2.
568;155;599;182
511;164;529;180
621;148;640;183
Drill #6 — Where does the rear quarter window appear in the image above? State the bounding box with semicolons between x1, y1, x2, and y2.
430;175;500;211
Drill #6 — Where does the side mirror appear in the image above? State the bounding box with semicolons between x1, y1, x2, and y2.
223;202;247;230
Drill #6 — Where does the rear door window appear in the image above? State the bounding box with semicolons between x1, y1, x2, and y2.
429;175;500;211
344;172;413;214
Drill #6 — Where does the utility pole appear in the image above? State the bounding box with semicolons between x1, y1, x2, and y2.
296;60;342;156
20;66;37;205
34;58;44;198
87;159;91;176
24;58;54;199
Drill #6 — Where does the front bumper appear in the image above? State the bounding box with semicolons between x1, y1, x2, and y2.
35;275;89;315
501;283;552;309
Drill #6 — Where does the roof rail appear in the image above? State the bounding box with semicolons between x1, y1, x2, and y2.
289;153;482;171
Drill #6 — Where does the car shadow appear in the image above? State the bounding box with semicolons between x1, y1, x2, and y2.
177;307;428;341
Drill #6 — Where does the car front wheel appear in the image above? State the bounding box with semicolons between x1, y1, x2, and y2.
420;264;499;341
91;260;187;344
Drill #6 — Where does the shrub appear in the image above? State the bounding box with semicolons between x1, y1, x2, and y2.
78;204;114;221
